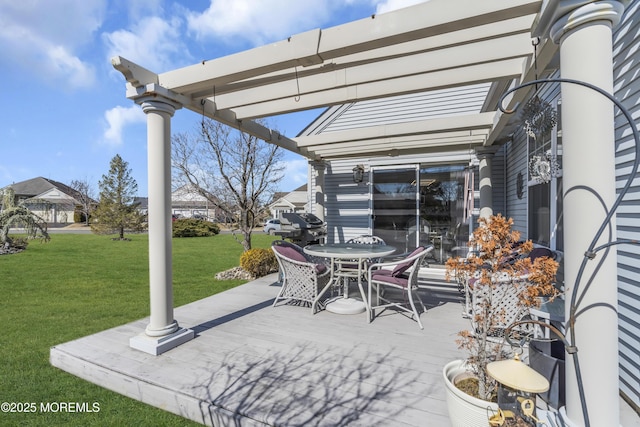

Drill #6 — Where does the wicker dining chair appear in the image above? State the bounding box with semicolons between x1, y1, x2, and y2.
271;241;331;313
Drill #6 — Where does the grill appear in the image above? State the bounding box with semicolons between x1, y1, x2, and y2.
274;212;327;247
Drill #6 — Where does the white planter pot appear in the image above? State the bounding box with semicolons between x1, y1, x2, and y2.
443;359;499;427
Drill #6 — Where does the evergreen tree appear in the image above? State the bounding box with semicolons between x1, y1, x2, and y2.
91;154;146;239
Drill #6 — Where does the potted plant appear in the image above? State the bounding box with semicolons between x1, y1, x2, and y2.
443;214;559;426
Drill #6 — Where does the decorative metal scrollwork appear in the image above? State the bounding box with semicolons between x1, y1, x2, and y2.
522;95;558;140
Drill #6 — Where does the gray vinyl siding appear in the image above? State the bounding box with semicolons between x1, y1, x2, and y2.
492;145;507;218
614;0;640;411
504;130;529;236
324;152;476;244
306;84;490;245
304;84;491;134
324;160;371;244
504;73;561;239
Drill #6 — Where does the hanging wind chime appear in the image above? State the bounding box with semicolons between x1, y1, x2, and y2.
522;38;559;184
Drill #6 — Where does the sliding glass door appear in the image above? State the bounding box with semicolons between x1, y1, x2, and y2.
418;164;470;263
371;166;419;254
371;163;472;262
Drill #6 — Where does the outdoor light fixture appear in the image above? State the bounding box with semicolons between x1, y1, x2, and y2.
352;164;365;183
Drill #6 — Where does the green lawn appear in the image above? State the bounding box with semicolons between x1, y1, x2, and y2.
0;232;276;426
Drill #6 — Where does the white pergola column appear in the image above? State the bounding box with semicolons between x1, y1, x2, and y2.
130;97;194;356
547;2;626;425
476;149;496;220
310;161;326;221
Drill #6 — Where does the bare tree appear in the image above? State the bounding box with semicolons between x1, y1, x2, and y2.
70;178;96;225
172;118;285;251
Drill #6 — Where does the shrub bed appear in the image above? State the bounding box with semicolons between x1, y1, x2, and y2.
240;248;278;278
172;218;220;237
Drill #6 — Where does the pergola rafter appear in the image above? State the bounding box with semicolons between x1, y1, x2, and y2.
112;0;544;162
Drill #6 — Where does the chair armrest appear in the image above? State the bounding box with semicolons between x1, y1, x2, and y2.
367;245;434;274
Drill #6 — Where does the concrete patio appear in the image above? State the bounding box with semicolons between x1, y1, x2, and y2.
50;271;640;426
50;274;469;426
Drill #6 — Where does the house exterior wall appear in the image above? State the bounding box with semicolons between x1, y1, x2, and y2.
503;73;561;237
302;8;640;406
324;160;371;244
171;187;221;221
491;145;507;218
24;202;76;224
496;22;640;409
504;130;529;236
323;151;477;244
613;0;640;410
306;84;491;134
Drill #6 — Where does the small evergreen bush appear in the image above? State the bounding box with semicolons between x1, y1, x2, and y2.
74;211;85;223
240;248;278;278
172;218;220;238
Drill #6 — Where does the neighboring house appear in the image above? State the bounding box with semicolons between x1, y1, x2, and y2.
171;185;223;221
1;177;82;225
267;184;308;218
134;197;148;217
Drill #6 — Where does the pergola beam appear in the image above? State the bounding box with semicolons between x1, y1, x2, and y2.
155;0;541;95
295;113;494;146
112;57;319;160
309;135;488;157
188;15;536;101
209;33;533;112
111;0;549;162
179;99;318;159
294;113;493;160
231;59;525;119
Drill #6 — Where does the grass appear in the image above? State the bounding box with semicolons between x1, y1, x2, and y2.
0;232;277;426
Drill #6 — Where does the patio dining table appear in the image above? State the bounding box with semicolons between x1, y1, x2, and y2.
304;243;396;316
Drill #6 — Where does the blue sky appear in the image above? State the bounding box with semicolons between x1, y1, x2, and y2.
0;0;423;196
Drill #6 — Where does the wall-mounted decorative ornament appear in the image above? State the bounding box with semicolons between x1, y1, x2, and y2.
517;172;524;199
529;152;560;184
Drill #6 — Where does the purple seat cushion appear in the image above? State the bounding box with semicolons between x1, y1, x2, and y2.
372;271;409;288
391;247;425;277
274;245;326;274
274;245;307;263
340;262;359;270
315;263;328;274
373;269;394;276
528;247;554;261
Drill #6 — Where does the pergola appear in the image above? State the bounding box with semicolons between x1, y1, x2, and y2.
113;0;550;160
112;1;628;426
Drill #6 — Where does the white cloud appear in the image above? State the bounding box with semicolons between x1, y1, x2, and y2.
278;157;308;192
104;16;188;73
125;0;164;22
103;105;146;146
186;0;342;46
185;0;430;50
0;0;105;89
375;0;429;14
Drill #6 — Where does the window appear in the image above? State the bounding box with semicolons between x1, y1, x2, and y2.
528;98;563;250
